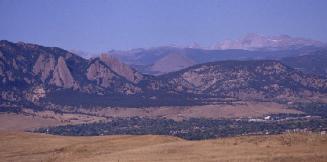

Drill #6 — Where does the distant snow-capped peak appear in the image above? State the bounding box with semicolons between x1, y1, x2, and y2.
212;33;324;50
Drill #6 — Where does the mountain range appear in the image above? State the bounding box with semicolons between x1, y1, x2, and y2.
1;39;327;110
109;34;326;75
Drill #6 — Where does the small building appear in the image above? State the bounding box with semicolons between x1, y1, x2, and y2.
264;116;271;120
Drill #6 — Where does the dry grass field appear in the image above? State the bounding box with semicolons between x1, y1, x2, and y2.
76;102;301;121
0;113;62;131
0;112;107;131
1;132;327;162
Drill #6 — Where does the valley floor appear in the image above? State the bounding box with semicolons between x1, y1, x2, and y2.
0;101;301;131
1;132;327;162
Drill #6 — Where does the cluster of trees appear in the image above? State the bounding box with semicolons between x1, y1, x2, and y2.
0;106;21;113
34;102;327;140
36;116;327;140
292;103;327;118
45;90;202;108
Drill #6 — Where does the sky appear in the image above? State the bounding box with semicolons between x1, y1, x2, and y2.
0;0;327;53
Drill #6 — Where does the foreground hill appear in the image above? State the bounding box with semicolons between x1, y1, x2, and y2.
1;132;327;162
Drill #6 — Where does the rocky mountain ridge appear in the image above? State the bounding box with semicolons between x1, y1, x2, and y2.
1;40;327;109
144;60;327;102
0;40;142;105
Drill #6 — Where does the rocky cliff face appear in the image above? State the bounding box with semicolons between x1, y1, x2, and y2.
33;54;56;82
51;56;77;89
87;59;116;87
99;53;143;83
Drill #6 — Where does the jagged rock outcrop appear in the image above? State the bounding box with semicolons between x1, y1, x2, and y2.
99;53;143;83
33;54;56;82
87;59;116;88
50;56;77;88
86;59;142;94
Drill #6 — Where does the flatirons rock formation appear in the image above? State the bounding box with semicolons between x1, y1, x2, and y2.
51;56;77;88
99;53;143;83
0;40;142;105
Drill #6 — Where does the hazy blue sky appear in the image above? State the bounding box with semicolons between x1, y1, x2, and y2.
0;0;326;53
